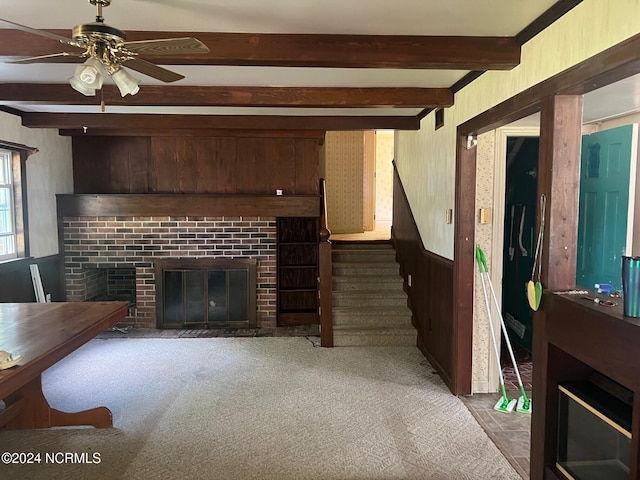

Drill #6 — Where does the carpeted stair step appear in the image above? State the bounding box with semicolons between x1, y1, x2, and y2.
333;306;413;326
332;249;397;263
332;275;404;292
332;262;399;276
331;241;415;347
332;241;393;249
332;325;416;347
332;290;408;307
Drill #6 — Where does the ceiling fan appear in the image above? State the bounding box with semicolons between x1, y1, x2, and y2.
0;0;210;97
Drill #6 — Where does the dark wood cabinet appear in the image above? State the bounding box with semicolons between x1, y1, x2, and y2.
277;217;319;325
531;292;640;479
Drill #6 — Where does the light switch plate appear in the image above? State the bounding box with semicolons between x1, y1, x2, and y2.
479;208;492;224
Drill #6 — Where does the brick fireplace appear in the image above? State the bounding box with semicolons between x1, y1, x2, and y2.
62;215;277;328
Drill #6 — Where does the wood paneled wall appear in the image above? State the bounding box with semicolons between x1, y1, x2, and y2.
392;166;456;392
72;134;322;195
0;255;63;303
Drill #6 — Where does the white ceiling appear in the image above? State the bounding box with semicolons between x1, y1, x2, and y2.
0;0;557;36
1;0;638;126
511;74;640;128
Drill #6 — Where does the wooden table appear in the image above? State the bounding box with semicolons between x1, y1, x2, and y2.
0;301;129;429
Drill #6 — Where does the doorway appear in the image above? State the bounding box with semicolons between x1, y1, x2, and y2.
487;127;539;394
500;135;538;398
502;136;539;353
327;130;394;241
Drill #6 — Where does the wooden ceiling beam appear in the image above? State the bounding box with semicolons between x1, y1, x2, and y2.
20;113;420;131
58;129;328;139
0;84;453;108
0;30;520;70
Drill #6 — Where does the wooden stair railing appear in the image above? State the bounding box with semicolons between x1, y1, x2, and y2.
318;178;333;347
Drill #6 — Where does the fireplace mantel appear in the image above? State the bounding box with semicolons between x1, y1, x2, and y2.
57;194;320;218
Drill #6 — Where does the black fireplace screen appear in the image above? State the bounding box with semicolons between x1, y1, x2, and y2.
156;258;256;329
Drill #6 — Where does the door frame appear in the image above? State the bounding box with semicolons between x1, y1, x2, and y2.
487;126;540;391
452;33;640;396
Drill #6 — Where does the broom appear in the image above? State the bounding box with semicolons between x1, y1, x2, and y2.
476;244;532;415
475;245;516;413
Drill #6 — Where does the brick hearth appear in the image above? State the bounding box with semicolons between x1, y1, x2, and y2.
62;215;277;328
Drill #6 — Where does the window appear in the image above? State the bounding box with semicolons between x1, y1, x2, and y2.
0;143;30;261
0;149;16;260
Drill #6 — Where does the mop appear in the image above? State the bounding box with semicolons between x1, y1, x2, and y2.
475;245;516;413
476;245;532;414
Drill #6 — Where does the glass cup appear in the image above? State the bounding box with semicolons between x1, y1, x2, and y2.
621;256;640;317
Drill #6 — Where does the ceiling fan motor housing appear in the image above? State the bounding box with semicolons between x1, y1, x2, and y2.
72;22;126;46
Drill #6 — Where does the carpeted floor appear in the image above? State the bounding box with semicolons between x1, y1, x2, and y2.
0;338;520;480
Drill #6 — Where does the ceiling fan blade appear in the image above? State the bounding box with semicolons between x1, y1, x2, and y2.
0;18;80;47
121;58;185;83
121;37;210;56
9;52;84;64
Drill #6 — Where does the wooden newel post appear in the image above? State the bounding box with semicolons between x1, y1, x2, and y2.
318;179;333;347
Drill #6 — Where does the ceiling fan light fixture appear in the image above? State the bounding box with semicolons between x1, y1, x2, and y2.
69;57;104;96
111;67;140;97
69;76;96;96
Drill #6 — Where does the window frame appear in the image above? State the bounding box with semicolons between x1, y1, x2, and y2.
0;142;33;261
0;149;16;260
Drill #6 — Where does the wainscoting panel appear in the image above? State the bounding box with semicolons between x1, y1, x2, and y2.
0;255;63;303
392;167;455;392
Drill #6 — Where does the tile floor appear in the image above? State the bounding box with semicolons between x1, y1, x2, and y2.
463;349;533;480
462;391;532;479
502;345;533;391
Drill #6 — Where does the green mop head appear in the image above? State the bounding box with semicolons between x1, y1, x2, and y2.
516;387;532;414
494;384;516;413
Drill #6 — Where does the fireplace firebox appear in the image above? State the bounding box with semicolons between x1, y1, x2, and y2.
155;258;257;329
557;380;633;479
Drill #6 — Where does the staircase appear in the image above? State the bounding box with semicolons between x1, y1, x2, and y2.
331;241;416;346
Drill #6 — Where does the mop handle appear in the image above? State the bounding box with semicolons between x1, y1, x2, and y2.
475;245;507;386
486;277;525;388
477;244;526;389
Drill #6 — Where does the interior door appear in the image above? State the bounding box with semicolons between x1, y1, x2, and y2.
576;124;635;291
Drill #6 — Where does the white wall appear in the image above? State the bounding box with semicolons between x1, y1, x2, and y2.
0;112;73;257
375;130;394;222
396;0;640;260
393;0;640;392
